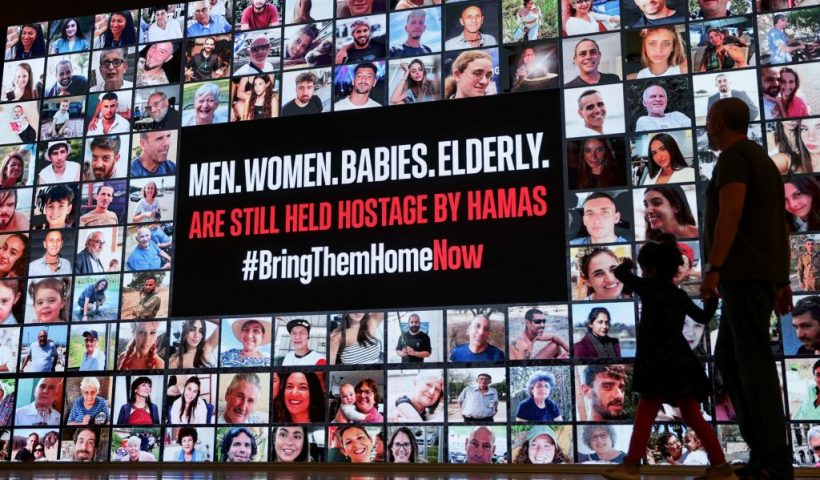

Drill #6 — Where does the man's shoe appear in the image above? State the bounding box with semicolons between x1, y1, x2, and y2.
601;463;640;480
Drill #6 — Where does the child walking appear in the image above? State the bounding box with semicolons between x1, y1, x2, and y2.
603;234;736;480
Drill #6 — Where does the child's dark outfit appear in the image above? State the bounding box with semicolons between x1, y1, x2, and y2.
613;262;725;468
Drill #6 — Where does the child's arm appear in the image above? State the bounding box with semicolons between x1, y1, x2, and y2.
339;403;367;421
684;295;719;325
614;258;644;296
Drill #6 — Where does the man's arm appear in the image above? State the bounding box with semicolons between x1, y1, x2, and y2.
739;91;759;120
797;252;806;288
776;218;793;315
335;42;353;64
407;347;431;358
534;333;570;353
159;248;172;269
20;350;30;371
701;182;746;299
457;387;466;409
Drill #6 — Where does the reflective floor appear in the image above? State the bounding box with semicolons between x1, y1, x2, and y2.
1;466;818;480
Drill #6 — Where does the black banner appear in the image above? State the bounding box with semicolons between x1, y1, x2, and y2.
173;89;566;315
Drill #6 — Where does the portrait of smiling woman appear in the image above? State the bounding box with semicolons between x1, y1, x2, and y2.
220;317;272;368
271;426;315;462
273;371;325;423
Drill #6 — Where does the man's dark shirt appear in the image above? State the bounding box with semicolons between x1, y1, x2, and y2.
281;96;323;116
565;72;621;88
389;43;433;58
395;330;432;364
345;36;387;63
629;12;686;28
149;108;181;130
45;76;88;97
187;52;219;80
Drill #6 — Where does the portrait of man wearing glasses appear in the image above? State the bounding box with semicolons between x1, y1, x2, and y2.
235;35;276;75
509;308;569;360
78;330;106;371
75;231;107;274
141;91;181;130
90;48;133;92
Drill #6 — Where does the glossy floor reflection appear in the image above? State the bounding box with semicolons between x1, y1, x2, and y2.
2;466;818;480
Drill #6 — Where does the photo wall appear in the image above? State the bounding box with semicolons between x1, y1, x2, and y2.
0;0;819;467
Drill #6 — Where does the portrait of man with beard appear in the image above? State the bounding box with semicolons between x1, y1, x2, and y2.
579;364;630;421
67;428;101;462
137;42;177;86
395;313;432;363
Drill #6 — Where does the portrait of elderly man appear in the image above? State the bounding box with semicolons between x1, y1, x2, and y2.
127;226;172;271
634;84;691;132
457;372;498;422
220;372;267;424
15;376;63;426
75;231;106;274
90;48;132;92
20;329;60;373
186;0;232;37
141;91;181;130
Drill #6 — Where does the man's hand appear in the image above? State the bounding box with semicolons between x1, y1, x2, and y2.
700;271;721;301
775;285;793;316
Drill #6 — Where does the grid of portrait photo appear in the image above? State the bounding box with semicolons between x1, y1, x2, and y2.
0;0;820;468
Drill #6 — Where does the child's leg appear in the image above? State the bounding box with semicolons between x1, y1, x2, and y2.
678;397;726;465
624;396;664;464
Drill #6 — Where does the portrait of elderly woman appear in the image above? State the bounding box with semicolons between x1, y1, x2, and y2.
182;81;229;126
387;370;444;422
66;376;111;426
515;371;564;422
577;424;627;463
